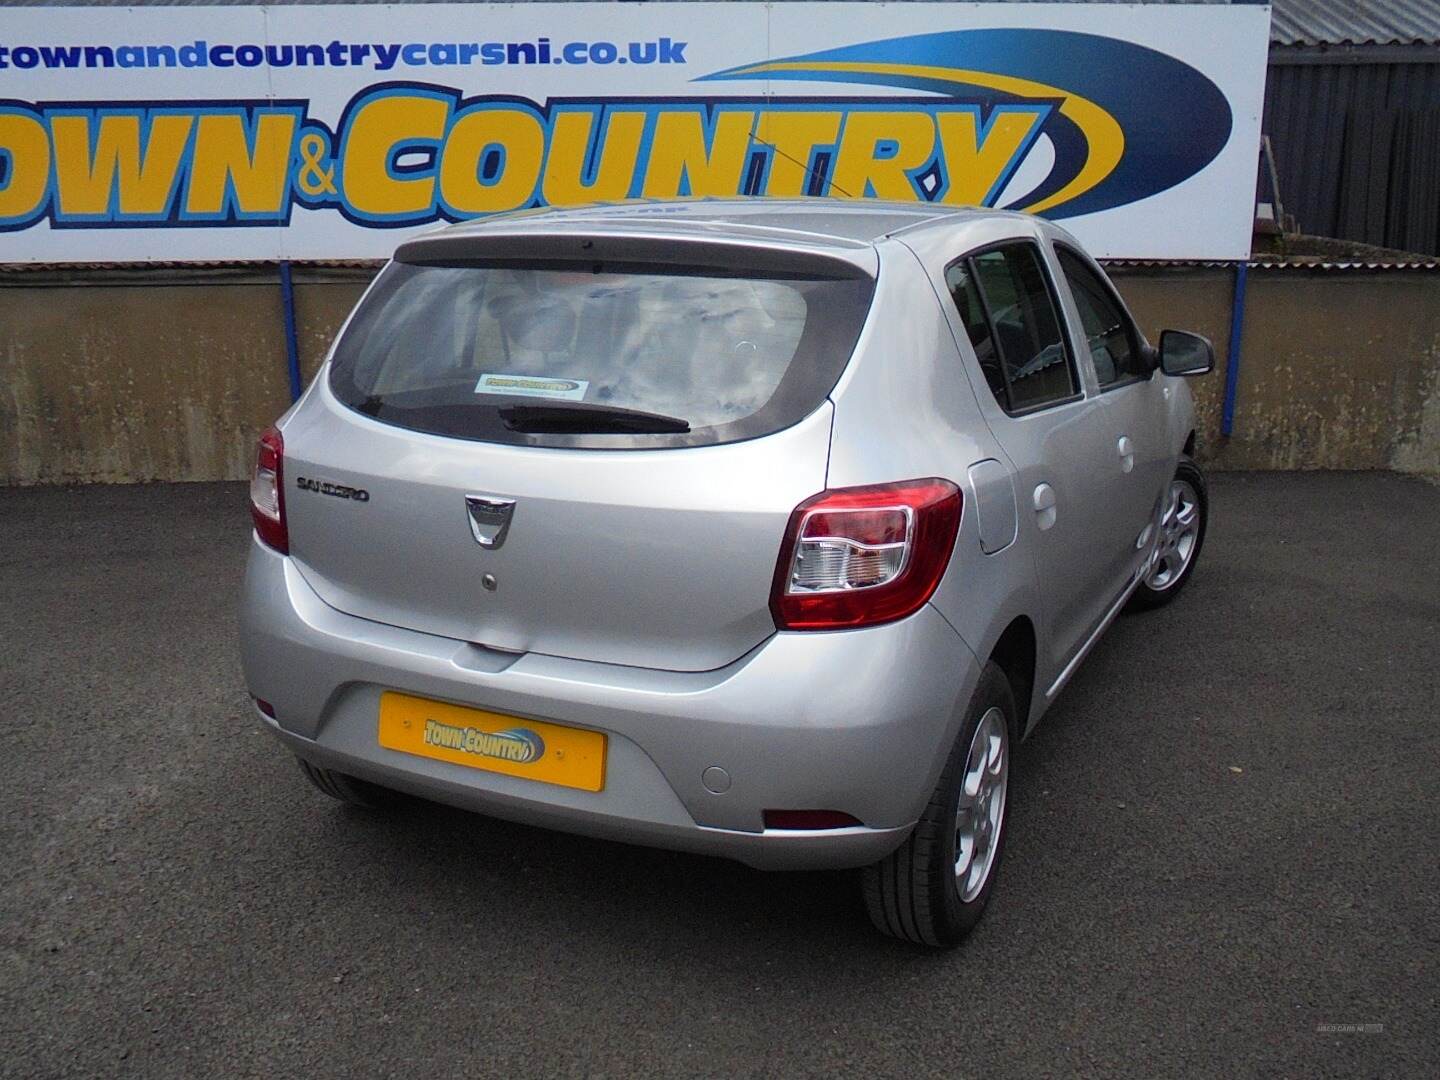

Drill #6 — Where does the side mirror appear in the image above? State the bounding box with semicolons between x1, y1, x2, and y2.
1158;330;1214;377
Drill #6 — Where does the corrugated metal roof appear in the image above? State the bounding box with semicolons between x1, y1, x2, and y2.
1272;0;1440;46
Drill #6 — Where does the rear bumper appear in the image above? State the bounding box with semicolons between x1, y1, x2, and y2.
239;537;981;870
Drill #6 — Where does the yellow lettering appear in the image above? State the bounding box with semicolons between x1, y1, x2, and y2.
439;108;544;214
754;112;842;198
0;113;50;220
936;111;1040;206
542;110;646;205
830;112;936;200
51;113;192;217
185;113;296;216
342;94;448;217
641;110;754;198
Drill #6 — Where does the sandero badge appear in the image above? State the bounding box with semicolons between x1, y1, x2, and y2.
295;476;370;502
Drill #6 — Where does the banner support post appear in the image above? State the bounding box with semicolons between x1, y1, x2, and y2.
279;261;303;403
1221;260;1248;437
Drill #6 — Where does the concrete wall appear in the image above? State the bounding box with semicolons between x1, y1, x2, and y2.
0;266;371;484
1113;265;1440;473
2;263;1438;484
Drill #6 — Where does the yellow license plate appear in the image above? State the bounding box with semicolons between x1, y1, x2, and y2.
377;691;606;793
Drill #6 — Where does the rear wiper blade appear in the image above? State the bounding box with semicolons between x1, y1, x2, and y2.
498;401;691;434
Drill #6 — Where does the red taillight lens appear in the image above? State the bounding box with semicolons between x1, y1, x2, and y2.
771;478;962;630
249;425;288;554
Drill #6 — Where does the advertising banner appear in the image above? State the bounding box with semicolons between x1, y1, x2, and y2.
0;3;1271;261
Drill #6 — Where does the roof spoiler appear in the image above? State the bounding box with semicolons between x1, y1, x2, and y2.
393;228;877;280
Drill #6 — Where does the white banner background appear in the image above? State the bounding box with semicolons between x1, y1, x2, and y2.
0;3;1271;261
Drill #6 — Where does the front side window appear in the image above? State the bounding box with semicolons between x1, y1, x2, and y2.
1057;247;1145;388
945;242;1077;413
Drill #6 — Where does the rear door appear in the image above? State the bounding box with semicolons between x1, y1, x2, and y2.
281;249;875;673
941;241;1136;675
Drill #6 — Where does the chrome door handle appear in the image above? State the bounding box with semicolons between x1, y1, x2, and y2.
1033;483;1057;531
1117;436;1135;474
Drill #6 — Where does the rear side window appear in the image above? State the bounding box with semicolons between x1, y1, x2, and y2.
329;261;874;449
945;243;1078;414
945;261;1006;404
1057;247;1145;388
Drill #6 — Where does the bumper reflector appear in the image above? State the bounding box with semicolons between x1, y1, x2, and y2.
763;810;863;830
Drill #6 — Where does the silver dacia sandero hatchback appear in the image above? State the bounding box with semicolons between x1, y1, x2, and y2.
241;199;1212;947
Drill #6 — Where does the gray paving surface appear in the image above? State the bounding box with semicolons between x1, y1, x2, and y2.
1;472;1437;1078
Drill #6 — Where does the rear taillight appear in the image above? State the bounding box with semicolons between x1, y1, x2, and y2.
771;478;962;631
249;425;288;554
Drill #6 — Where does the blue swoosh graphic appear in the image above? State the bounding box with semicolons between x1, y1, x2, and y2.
701;29;1234;219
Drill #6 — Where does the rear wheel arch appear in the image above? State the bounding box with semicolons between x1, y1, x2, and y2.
862;659;1017;946
988;616;1036;737
1182;429;1197;458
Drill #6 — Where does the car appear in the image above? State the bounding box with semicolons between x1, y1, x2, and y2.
240;198;1212;947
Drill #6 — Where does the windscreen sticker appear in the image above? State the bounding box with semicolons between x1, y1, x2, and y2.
474;373;589;400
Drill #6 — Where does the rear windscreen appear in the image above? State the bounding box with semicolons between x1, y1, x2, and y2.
328;260;875;448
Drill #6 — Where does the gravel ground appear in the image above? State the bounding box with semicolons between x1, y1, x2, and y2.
1;472;1436;1078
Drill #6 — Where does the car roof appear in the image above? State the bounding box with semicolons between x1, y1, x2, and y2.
424;198;1028;250
396;198;1051;277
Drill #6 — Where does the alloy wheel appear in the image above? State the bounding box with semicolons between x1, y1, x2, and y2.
1146;479;1201;591
955;706;1009;903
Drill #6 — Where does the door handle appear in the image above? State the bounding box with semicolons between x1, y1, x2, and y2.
1032;483;1057;531
1117;436;1135;474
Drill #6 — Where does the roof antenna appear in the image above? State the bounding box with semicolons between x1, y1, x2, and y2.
750;137;855;200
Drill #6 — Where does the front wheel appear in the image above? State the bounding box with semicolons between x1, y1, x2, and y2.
862;662;1016;948
1128;456;1208;611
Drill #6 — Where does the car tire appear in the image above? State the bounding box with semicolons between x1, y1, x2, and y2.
296;757;400;809
862;661;1017;948
1128;456;1208;611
